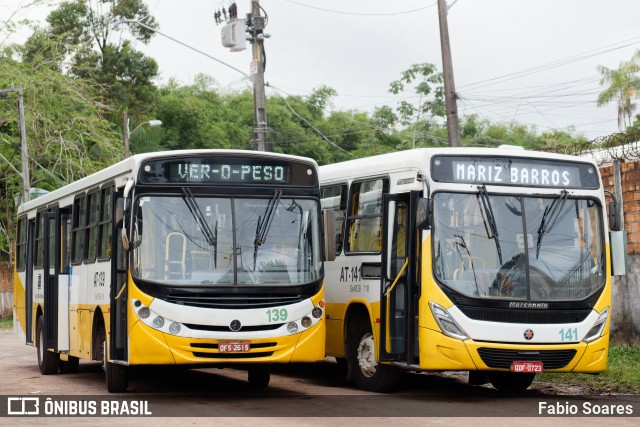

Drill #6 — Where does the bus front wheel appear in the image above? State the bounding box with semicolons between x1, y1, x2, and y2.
59;356;80;374
103;339;128;393
488;371;535;391
36;316;59;375
348;322;399;392
106;359;128;392
248;365;270;388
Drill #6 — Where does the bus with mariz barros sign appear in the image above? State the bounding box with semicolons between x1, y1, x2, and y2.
319;146;625;392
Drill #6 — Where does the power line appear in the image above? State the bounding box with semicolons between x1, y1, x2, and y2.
267;84;356;157
283;0;436;16
458;36;640;91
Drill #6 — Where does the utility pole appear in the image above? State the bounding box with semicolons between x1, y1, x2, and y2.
249;0;269;151
123;111;131;158
437;0;461;147
0;86;31;203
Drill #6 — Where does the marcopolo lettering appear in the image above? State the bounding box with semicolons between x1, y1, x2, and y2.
509;302;549;309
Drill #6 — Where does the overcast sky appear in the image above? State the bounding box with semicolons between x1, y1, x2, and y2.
3;0;640;140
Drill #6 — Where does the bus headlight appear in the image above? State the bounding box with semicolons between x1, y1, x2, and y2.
138;307;150;319
301;316;312;328
152;316;165;329
169;322;181;335
312;307;323;319
583;308;609;343
287;322;299;334
429;302;468;340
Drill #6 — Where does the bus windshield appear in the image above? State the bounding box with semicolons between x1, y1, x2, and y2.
131;193;322;286
432;192;605;301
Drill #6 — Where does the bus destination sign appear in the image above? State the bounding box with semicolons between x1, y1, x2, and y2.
139;157;293;184
431;156;599;189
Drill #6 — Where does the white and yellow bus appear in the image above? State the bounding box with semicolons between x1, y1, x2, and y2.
14;149;333;392
319;146;624;392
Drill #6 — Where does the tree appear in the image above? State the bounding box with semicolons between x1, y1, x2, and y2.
23;0;159;120
388;63;445;147
597;50;640;130
0;46;122;260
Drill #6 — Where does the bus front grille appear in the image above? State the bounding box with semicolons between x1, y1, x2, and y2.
459;307;591;324
185;323;283;332
477;348;577;369
164;294;304;309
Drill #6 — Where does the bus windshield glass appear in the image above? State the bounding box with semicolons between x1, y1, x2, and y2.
131;194;322;286
432;192;605;301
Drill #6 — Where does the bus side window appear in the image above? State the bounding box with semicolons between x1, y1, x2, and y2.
98;186;113;260
86;190;100;262
71;195;86;265
347;178;387;253
320;184;347;255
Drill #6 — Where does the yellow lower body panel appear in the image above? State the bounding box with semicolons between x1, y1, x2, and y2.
419;327;609;374
129;320;325;365
419;327;477;370
128;321;176;365
572;334;609;373
290;319;326;362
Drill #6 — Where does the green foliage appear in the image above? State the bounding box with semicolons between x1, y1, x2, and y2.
597;50;640;129
0;45;122;260
539;345;640;394
389;63;445;128
0;313;12;330
23;0;160;121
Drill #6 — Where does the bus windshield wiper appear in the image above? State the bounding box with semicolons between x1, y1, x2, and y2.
453;234;480;295
254;190;282;271
477;185;503;265
536;190;569;258
181;187;217;249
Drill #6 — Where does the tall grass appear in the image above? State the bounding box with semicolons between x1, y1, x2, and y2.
0;313;12;330
539;345;640;394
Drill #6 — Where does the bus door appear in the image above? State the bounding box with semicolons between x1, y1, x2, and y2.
110;194;128;363
43;209;60;352
25;219;35;344
379;192;419;365
57;208;71;352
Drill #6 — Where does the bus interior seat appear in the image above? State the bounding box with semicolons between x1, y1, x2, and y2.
165;231;187;279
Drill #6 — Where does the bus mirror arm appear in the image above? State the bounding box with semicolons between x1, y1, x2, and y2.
415;198;432;230
121;179;135;252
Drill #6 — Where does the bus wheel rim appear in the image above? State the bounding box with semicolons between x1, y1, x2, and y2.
357;332;377;378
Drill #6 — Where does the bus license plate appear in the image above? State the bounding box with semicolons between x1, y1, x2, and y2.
511;361;543;373
218;341;250;353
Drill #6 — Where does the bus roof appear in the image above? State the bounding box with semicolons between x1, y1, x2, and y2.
17;149;318;214
318;146;599;183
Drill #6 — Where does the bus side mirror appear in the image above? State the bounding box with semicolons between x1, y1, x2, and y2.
322;209;336;262
416;198;432;230
608;201;622;232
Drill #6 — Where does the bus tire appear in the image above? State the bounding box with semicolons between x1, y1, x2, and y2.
59;356;80;374
348;321;399;392
106;359;128;393
248;365;270;388
488;372;535;391
36;316;59;375
335;357;353;383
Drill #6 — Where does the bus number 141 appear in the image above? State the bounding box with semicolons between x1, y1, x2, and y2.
559;328;578;342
